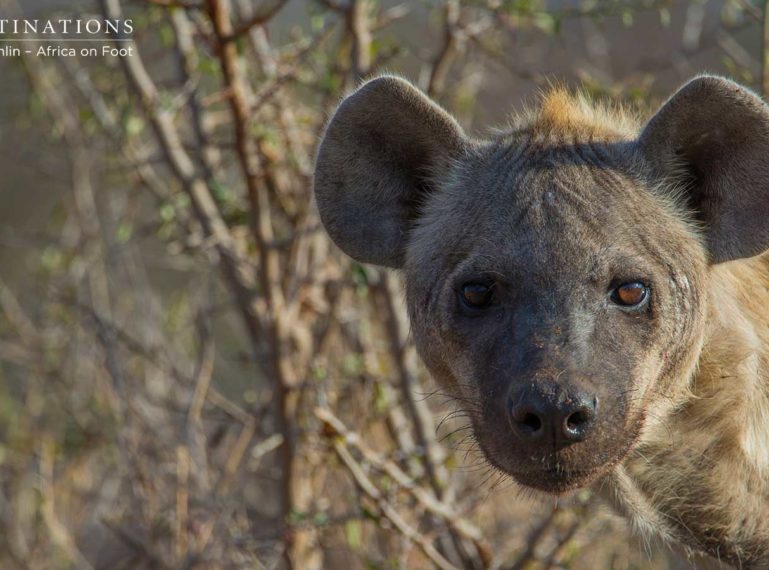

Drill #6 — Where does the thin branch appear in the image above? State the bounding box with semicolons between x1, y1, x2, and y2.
207;2;300;567
762;0;769;97
505;508;560;570
735;0;763;21
372;273;450;498
100;0;264;348
0;277;38;345
347;0;372;81
316;407;493;568
328;434;460;570
143;0;201;7
224;0;289;41
429;0;461;98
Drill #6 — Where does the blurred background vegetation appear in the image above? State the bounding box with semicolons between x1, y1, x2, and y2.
0;0;765;568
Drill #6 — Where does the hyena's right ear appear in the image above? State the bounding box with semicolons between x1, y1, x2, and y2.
314;75;467;268
638;75;769;263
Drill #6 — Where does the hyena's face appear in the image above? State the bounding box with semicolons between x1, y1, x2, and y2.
314;74;769;494
403;146;708;492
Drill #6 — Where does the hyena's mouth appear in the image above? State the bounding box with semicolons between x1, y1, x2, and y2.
474;437;614;495
473;421;642;496
500;434;640;495
510;466;605;494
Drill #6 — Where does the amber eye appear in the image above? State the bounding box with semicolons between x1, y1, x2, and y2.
611;281;649;308
460;283;494;308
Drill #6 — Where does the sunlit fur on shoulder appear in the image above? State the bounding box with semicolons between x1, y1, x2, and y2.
614;254;769;566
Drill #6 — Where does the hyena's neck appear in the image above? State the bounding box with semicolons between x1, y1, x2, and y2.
611;256;769;566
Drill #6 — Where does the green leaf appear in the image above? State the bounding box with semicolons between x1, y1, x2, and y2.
342;354;363;376
533;12;556;34
373;382;389;414
159;203;175;223
115;222;133;244
41;247;63;272
311;14;327;32
659;7;671;27
313;511;329;526
174;193;190;209
198;55;219;77
159;24;174;47
210;180;235;204
345;519;362;550
313;364;328;381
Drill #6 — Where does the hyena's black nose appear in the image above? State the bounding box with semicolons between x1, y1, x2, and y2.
508;386;597;447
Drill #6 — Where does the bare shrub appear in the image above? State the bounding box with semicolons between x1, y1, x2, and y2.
1;1;765;568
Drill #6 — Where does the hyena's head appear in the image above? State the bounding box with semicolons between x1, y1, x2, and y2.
314;75;769;493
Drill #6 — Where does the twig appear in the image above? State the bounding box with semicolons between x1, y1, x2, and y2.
735;0;762;22
224;0;289;41
316;407;493;568
39;439;95;570
216;416;258;494
100;0;264;352
207;1;300;566
505;508;560;570
329;435;460;570
762;1;769;97
315;0;347;14
102;518;174;569
347;0;372;81
185;311;216;493
187;313;216;425
372;273;450;498
372;272;486;567
0;277;38;345
143;0;201;7
373;3;410;30
171;7;223;179
175;446;191;563
542;518;580;569
429;0;461;97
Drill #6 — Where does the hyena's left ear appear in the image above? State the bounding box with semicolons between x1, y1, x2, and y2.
314;75;467;269
638;75;769;263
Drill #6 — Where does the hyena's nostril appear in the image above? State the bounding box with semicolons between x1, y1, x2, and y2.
510;405;545;441
522;412;542;433
508;400;546;441
508;388;597;446
562;405;595;442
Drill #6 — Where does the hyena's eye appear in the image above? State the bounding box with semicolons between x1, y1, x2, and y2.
610;281;649;308
460;282;494;309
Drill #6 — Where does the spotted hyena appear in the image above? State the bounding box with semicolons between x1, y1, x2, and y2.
314;74;769;567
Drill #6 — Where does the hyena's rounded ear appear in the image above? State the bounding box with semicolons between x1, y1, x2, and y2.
314;75;467;268
638;75;769;264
